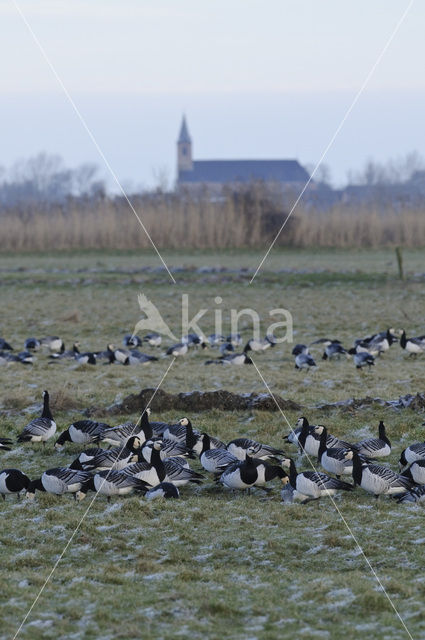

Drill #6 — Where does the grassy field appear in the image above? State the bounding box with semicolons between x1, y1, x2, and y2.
0;247;425;640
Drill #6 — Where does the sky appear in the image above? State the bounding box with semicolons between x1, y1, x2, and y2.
0;0;423;190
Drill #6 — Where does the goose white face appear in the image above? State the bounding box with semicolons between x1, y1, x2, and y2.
133;437;141;449
146;408;151;416
153;440;163;451
296;417;305;427
344;450;354;460
246;446;257;456
179;418;189;426
281;476;290;485
314;425;325;435
25;491;36;501
281;458;291;469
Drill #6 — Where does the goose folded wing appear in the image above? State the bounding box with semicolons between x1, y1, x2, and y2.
23;417;53;435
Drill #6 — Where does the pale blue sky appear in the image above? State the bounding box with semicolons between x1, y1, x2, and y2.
0;0;423;188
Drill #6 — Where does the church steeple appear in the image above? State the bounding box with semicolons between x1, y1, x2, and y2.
177;115;193;173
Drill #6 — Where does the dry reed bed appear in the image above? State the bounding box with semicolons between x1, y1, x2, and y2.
1;194;425;250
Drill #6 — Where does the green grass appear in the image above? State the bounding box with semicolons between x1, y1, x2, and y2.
0;248;425;640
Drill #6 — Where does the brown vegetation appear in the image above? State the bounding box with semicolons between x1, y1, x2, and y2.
1;184;424;250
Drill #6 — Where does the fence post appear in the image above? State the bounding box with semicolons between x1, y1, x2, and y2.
395;246;404;280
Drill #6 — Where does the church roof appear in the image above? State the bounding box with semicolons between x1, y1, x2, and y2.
178;159;309;184
177;116;191;144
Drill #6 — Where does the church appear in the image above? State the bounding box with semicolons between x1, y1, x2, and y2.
176;115;310;189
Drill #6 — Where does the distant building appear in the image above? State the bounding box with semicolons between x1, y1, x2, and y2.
176;116;310;190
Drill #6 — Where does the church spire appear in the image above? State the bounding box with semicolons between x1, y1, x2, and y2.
177;115;193;173
178;115;191;144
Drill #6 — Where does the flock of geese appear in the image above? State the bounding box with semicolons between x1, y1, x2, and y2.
1;390;425;506
0;327;424;369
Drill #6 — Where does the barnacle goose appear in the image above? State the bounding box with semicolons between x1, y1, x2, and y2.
251;460;288;490
0;468;30;499
399;441;425;470
205;347;253;365
75;349;97;365
76;470;149;501
2;350;33;365
352;452;412;499
219;446;259;491
55;420;110;449
135;439;191;465
122;441;166;487
352;421;391;458
282;457;354;500
200;445;239;475
315;426;354;477
321;342;347;360
124;351;158;366
182;333;207;348
189;431;225;458
160;457;204;486
123;334;142;347
348;350;375;369
69;436;141;471
244;335;276;353
163;417;200;446
166;342;188;357
291;344;309;356
145;482;179;500
17;390;56;444
100;408;153;447
400;330;425;356
294;352;316;370
124;441;202;487
196;432;228;463
404;460;425;485
397;485;425;504
296;417;352;458
227;437;285;461
26;467;93;499
367;329;398;355
41;336;64;353
143;333;162;347
50;343;80;360
0;338;13;351
25;338;41;351
0;437;13;451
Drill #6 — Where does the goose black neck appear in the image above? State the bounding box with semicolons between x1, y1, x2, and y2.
185;421;196;449
56;430;70;446
140;410;153;439
288;459;298;488
352;453;363;486
298;424;310;450
378;421;390;446
400;331;407;348
200;432;211;454
318;428;328;460
81;477;95;493
42;392;53;420
151;447;166;481
28;478;45;493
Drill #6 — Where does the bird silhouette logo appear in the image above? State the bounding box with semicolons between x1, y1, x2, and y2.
132;294;177;342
